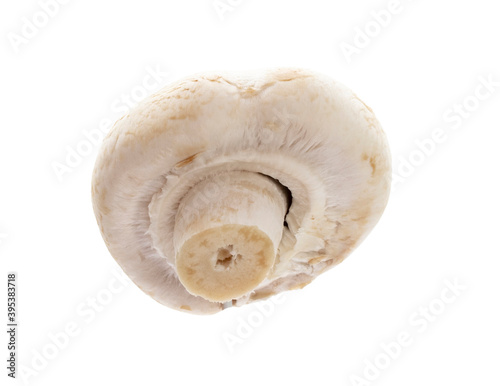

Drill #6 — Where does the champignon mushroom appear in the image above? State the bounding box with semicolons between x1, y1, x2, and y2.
91;68;391;314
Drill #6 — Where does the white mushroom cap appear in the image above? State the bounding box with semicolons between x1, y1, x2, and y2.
91;68;391;314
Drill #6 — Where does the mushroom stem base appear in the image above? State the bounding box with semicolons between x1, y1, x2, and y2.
173;171;288;302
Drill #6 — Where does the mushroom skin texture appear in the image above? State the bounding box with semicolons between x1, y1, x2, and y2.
91;68;391;314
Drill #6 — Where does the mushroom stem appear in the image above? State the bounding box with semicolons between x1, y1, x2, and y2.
173;171;288;302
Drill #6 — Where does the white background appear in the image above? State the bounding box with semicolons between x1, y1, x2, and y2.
1;0;499;385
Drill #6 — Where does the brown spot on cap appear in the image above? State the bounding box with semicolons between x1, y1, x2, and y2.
369;157;376;176
175;153;200;168
241;87;257;97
